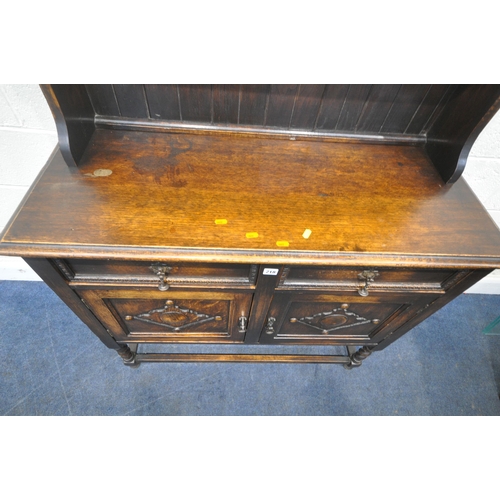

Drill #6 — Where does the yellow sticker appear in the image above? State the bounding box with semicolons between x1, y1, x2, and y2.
302;229;312;239
246;232;259;239
215;219;228;225
276;240;290;247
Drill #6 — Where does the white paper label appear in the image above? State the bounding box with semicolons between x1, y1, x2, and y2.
263;268;279;276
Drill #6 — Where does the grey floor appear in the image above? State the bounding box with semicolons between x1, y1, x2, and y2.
1;280;499;416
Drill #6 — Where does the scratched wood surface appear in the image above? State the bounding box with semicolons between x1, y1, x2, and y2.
3;128;500;266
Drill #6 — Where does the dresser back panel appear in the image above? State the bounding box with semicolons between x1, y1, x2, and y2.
86;84;457;137
42;84;500;184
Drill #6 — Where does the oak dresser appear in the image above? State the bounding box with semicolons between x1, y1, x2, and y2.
2;84;500;369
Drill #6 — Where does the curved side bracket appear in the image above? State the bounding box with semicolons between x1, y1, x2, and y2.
425;85;500;184
40;84;95;168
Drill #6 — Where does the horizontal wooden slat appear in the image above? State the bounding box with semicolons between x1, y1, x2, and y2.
135;353;350;363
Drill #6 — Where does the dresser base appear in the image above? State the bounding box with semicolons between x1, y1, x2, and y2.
120;344;373;368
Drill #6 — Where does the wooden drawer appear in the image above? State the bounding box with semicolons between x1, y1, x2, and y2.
54;259;258;289
278;266;462;293
78;289;253;343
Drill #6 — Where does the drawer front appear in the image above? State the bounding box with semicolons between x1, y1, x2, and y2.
259;291;439;345
278;266;461;293
55;259;258;288
78;289;252;343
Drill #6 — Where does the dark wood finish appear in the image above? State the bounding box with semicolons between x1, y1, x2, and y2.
290;85;325;129
403;85;455;135
345;346;373;369
40;84;95;168
78;289;252;343
40;85;500;187
178;85;212;122
212;85;240;124
86;85;120;116
3;130;500;265
372;269;492;351
244;266;284;343
355;85;402;132
23;258;121;350
57;259;258;288
426;85;500;183
315;84;352;130
259;291;439;345
135;353;350;364
116;344;135;363
381;84;431;134
266;85;300;127
113;85;149;119
2;84;500;370
238;84;269;125
335;85;375;131
79;84;459;137
144;85;180;121
278;266;457;292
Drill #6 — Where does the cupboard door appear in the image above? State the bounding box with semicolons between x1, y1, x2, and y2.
259;291;439;345
78;289;252;343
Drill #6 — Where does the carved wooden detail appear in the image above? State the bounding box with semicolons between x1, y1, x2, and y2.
56;259;257;287
116;344;135;363
278;281;446;293
249;265;259;285
53;258;75;281
345;346;373;369
442;270;471;291
3;85;500;370
289;304;379;335
129;300;218;331
278;267;291;287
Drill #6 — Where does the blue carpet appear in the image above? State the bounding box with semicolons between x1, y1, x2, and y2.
1;281;499;415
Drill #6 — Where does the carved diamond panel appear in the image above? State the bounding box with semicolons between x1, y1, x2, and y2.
131;300;218;331
289;305;379;334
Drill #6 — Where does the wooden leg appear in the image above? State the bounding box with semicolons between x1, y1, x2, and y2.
116;344;140;367
344;346;373;370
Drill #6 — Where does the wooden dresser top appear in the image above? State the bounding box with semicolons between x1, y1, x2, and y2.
2;127;500;268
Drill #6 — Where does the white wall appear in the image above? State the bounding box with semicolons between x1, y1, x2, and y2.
0;85;56;280
463;110;500;293
0;84;499;292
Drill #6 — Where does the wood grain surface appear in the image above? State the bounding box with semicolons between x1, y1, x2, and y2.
2;127;500;267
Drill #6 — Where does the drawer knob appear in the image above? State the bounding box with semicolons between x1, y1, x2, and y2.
150;263;172;291
265;317;276;335
238;316;248;333
357;269;379;296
